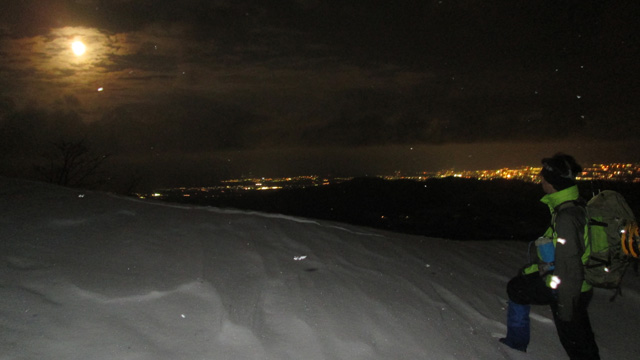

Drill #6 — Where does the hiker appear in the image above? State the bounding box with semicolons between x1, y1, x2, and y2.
500;153;600;360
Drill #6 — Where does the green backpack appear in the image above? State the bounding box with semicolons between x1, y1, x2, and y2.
583;190;638;297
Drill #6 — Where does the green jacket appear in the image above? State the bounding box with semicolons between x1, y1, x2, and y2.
524;185;591;320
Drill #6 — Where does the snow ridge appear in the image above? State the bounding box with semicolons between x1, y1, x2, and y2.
1;176;639;359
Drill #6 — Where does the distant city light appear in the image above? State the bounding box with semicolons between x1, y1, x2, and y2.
138;162;640;200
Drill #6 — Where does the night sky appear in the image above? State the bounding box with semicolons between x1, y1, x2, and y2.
1;1;638;189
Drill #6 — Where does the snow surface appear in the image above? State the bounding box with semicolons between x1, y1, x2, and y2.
1;177;639;360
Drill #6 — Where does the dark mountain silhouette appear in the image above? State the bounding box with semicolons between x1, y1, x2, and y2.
163;177;639;241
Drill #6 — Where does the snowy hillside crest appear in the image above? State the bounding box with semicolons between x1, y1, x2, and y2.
1;177;639;359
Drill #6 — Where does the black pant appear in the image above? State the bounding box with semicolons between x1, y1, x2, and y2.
507;273;600;360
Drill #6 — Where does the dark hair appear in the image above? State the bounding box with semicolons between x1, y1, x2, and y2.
540;153;582;191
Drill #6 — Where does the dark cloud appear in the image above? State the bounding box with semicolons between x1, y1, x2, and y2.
0;105;87;157
87;95;265;153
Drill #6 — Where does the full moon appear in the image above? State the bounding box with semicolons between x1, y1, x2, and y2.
72;41;86;56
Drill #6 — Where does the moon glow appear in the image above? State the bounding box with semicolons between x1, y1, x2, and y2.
72;41;86;56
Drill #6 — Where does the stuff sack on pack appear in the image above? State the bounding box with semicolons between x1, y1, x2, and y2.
584;190;638;293
621;221;640;258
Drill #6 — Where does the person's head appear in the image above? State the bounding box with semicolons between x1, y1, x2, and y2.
539;153;582;194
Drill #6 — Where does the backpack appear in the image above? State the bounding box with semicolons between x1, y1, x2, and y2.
583;190;638;297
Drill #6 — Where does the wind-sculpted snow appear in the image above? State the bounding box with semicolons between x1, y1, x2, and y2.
1;176;639;359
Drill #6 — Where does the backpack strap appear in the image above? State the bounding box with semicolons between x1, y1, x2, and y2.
553;199;586;213
550;199;585;231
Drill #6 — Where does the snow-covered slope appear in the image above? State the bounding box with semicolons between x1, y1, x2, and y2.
1;177;639;359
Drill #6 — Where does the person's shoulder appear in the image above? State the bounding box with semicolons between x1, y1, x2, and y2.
556;202;587;225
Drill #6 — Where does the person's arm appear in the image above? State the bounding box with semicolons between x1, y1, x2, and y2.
552;206;586;321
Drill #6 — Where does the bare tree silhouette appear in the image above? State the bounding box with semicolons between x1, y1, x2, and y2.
36;139;110;188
